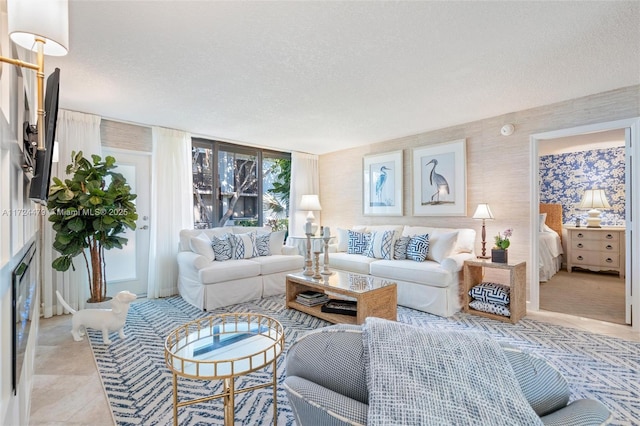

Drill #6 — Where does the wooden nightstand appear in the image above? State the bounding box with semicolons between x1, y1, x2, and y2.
565;227;625;278
463;260;526;324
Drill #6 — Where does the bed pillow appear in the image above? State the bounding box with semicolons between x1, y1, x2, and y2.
469;300;511;317
539;213;547;232
189;232;215;261
407;234;430;262
469;282;510;305
393;236;411;260
230;232;258;259
212;234;233;261
366;230;396;259
347;230;371;255
426;231;458;263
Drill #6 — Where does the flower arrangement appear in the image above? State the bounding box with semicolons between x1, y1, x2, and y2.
494;228;513;250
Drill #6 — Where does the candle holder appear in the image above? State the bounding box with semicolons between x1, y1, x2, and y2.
320;236;333;275
313;251;323;279
303;232;313;276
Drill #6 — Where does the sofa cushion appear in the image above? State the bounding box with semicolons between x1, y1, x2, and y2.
230;232;258;259
347;230;371;255
249;254;304;275
189;232;215;261
469;300;511;317
179;227;231;252
337;226;367;252
366;230;397;260
407;234;430;262
427;231;458;263
469;282;510;305
265;230;286;255
330;253;379;275
255;233;271;256
393;236;410;260
212;234;233;261
198;259;261;284
369;259;453;288
402;226;474;255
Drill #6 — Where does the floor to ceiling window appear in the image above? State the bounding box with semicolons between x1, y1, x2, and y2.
192;138;291;229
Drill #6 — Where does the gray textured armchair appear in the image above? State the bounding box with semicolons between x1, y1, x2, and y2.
284;324;611;426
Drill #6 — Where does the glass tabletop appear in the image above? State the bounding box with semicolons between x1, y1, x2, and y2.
287;270;395;293
165;313;284;379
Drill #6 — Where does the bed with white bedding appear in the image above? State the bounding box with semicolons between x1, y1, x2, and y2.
539;204;564;282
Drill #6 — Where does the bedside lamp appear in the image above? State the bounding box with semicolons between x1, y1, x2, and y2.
472;203;494;259
579;189;610;228
299;194;322;235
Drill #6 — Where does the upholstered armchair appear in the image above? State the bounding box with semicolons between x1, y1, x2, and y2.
284;324;611;426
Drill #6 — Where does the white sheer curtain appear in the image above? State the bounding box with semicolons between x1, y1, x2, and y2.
43;110;102;317
147;127;193;298
289;151;320;238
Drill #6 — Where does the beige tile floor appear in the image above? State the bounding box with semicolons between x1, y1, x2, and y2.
29;303;640;425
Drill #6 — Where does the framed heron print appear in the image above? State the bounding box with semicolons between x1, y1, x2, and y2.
413;139;466;216
363;150;403;216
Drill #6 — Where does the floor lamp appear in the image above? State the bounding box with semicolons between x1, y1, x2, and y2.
472;203;494;259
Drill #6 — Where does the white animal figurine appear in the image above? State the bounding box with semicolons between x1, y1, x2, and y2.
56;290;137;344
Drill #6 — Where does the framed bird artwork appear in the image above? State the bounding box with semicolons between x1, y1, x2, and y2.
413;139;467;216
363;150;403;216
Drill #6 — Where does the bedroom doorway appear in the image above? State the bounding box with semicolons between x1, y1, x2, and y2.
530;118;640;332
538;130;626;324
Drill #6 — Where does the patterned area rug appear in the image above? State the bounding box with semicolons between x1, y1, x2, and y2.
88;295;640;426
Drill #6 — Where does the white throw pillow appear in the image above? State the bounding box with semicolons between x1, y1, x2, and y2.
337;228;349;252
426;231;458;263
269;230;286;255
189;232;215;261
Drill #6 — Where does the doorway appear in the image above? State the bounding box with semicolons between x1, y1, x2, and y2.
538;130;626;324
102;148;151;297
530;118;640;332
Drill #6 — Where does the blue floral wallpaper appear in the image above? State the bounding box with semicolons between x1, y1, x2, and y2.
539;147;625;226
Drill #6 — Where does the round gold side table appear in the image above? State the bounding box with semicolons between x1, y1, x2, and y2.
164;313;285;426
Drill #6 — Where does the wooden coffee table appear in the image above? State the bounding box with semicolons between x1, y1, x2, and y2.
286;271;397;325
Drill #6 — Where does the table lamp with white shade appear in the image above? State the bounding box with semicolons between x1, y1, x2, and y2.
579;189;610;228
472;203;494;259
299;194;322;235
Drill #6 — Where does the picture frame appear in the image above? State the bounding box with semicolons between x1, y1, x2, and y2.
412;139;466;216
363;150;403;216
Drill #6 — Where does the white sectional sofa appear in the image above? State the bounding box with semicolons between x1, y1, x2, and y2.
177;226;304;310
330;225;476;317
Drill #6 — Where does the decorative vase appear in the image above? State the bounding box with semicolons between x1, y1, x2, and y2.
491;249;508;264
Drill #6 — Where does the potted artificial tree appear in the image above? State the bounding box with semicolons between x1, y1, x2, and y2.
47;151;138;303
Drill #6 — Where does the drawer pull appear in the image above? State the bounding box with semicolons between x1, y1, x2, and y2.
606;245;613;250
606;234;613;239
577;233;584;238
577;255;584;261
606;258;613;263
577;243;583;248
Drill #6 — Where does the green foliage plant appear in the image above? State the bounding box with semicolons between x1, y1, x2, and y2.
47;151;138;303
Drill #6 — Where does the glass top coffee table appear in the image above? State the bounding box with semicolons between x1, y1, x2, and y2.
286;271;397;325
164;313;284;426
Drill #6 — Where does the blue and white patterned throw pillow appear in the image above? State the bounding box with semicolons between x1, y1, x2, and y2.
366;230;396;259
256;233;271;256
212;234;233;261
347;230;371;255
393;236;411;260
469;282;510;305
469;300;511;317
230;232;258;259
407;234;430;262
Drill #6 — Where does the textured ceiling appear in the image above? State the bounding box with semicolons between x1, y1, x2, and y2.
45;1;640;155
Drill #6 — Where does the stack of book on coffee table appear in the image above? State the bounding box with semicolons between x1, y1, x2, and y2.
295;291;329;306
321;299;358;316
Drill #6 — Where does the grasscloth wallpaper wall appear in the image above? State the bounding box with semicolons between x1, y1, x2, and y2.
319;85;639;284
540;147;625;227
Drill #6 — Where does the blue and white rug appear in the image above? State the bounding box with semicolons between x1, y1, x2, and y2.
88;295;640;425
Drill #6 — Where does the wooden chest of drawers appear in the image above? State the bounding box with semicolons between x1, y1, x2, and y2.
565;227;625;278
